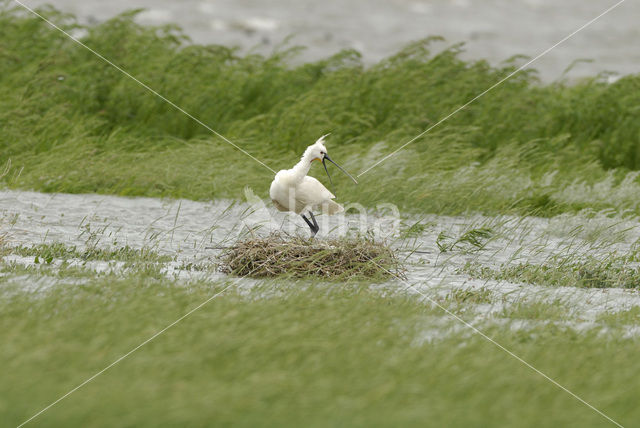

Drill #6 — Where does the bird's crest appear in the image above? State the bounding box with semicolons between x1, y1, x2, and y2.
315;133;330;146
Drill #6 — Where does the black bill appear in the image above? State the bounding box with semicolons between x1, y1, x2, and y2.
322;154;358;185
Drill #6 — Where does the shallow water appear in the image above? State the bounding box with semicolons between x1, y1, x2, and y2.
2;189;640;325
21;0;640;81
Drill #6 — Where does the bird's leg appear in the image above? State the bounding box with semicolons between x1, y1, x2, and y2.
301;213;319;237
301;213;315;235
309;211;319;232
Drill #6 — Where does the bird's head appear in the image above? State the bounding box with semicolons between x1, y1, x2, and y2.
304;134;329;164
305;134;357;185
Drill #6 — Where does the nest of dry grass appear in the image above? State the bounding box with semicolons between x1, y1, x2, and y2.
218;233;405;280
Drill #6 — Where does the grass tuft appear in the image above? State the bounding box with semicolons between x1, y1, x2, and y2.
218;233;405;280
436;227;493;252
463;258;640;289
9;242;173;264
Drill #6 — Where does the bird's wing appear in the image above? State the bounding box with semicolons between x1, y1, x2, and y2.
296;176;335;207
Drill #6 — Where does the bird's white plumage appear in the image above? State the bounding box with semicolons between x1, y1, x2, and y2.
270;135;343;215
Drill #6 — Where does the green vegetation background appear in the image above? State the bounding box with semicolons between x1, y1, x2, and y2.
2;4;640;216
3;4;640;427
3;276;638;427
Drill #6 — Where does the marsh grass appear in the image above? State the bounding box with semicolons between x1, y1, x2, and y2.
463;257;640;289
436;227;493;252
598;307;640;326
219;233;405;280
1;4;640;217
2;221;640;425
446;287;493;305
1;276;639;427
502;300;571;322
2;5;640;425
8;242;173;264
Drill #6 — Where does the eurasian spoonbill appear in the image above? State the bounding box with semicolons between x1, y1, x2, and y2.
270;135;357;236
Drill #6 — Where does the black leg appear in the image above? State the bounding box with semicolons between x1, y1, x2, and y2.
301;213;319;237
309;212;319;230
301;214;316;236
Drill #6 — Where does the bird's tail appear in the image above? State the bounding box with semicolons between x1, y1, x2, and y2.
320;200;343;215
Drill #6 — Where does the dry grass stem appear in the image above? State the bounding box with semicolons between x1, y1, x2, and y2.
219;233;405;280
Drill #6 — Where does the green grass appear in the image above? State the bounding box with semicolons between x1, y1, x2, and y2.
436;227;494;253
462;256;640;289
1;275;639;427
598;307;640;326
1;259;103;280
6;242;173;264
1;3;640;217
446;287;494;305
502;300;571;321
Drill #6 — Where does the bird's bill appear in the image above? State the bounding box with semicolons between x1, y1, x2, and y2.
322;154;358;185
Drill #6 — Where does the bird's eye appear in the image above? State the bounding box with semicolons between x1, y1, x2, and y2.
320;151;325;155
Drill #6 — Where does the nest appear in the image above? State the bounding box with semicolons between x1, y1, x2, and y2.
218;233;405;280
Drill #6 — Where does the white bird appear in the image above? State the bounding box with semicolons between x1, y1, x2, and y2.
270;134;358;236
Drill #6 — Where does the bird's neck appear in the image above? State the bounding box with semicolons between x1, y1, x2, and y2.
290;154;314;182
